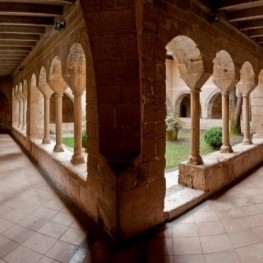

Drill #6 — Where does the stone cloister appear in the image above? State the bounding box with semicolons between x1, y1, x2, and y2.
2;0;263;249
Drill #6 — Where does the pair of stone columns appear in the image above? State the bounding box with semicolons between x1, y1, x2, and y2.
188;87;254;166
41;91;85;164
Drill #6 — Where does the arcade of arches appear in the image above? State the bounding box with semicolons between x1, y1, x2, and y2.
2;0;263;243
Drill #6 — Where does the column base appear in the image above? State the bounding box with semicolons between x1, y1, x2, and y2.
42;138;51;144
71;153;85;164
242;138;252;145
187;155;203;165
220;144;233;153
53;144;64;152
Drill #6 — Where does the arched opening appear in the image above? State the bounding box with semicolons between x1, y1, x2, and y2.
0;91;11;131
206;92;222;119
211;94;221;119
179;94;190;117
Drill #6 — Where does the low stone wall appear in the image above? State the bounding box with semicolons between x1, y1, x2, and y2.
179;118;222;130
179;140;263;197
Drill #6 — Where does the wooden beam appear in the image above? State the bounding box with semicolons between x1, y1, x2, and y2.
238;19;263;30
0;16;54;26
0;3;63;17
218;0;263;11
248;28;263;37
0;25;45;34
0;33;39;41
0;46;31;51
228;6;263;22
0;40;36;47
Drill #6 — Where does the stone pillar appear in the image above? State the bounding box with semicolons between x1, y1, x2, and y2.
220;92;233;153
53;93;64;152
71;92;85;164
22;98;27;131
17;96;22;129
188;89;203;165
42;95;51;144
242;94;252;145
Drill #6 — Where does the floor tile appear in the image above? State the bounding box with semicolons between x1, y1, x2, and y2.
197;221;225;236
38;256;60;263
204;250;240;263
23;232;57;254
31;207;58;220
244;213;263;228
0;218;14;233
236;243;263;263
4;245;42;263
51;212;74;227
60;227;87;246
173;237;202;255
221;218;249;232
173;223;198;237
18;215;48;231
200;234;233;253
46;240;77;263
228;229;259;248
193;211;219;223
0;234;19;258
38;222;68;239
2;225;35;244
173;254;205;263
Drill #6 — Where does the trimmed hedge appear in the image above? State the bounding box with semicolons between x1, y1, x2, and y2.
204;127;222;149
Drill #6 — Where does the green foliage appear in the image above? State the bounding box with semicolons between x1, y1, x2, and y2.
82;130;87;148
62;137;74;148
165;115;180;132
204;127;222;149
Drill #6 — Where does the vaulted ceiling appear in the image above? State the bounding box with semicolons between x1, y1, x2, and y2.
0;0;76;77
198;0;263;47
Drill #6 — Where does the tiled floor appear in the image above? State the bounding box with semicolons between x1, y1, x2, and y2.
2;134;263;262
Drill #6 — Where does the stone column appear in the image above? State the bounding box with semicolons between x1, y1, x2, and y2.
242;94;252;145
220;92;233;153
22;98;27;131
188;89;203;165
17;96;22;129
71;92;85;164
53;93;64;152
42;95;51;144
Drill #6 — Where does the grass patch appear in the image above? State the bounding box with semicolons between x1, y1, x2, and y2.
62;130;243;170
165;129;243;170
62;136;74;148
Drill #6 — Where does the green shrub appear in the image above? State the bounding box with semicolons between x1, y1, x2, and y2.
204;127;222;149
82;130;87;148
165;115;180;132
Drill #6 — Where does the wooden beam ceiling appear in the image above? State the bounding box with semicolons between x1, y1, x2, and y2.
0;0;76;77
198;0;263;48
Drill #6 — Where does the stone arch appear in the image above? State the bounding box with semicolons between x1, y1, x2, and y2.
237;61;256;95
30;73;44;137
166;35;205;90
206;90;222;119
65;43;86;94
212;50;236;92
49;56;68;94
